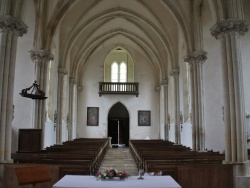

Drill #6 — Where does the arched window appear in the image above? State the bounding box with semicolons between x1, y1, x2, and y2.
120;62;127;82
111;61;127;82
111;62;118;82
104;47;134;82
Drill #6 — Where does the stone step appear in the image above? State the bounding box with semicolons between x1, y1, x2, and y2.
99;148;138;176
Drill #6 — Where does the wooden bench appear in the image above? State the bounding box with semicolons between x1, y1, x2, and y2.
12;138;109;175
15;165;51;187
129;140;225;170
129;140;233;188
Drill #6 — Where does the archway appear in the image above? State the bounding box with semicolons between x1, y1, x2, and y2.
108;102;129;147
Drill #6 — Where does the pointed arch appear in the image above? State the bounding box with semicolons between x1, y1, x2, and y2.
108;102;129;147
104;47;134;82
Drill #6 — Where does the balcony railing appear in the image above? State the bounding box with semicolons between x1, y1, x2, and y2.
99;82;139;97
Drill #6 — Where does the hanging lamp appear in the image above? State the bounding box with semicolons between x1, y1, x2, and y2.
20;81;47;100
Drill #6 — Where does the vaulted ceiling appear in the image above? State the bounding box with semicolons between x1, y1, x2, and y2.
42;0;214;84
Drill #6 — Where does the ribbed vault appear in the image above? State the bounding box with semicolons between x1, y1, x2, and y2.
44;0;197;85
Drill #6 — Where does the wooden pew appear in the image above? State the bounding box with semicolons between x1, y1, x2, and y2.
129;140;224;170
129;140;233;188
12;137;109;175
15;165;51;187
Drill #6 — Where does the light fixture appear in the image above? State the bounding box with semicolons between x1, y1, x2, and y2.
20;81;47;100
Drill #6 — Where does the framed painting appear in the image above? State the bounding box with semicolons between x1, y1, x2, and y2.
87;107;99;126
138;110;151;126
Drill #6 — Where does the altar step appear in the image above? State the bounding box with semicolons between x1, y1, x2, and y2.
99;148;139;176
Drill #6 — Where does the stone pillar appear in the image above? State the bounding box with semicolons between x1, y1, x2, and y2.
155;85;162;139
161;79;169;141
30;50;53;148
68;78;77;140
56;68;68;144
211;19;248;173
184;51;207;151
0;15;27;162
76;85;83;138
30;50;53;126
170;69;181;144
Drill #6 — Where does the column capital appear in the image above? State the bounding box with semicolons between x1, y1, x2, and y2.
210;18;248;39
69;78;77;85
170;69;179;77
155;86;161;92
29;50;54;63
184;51;207;64
0;15;28;37
78;85;83;91
161;79;168;86
58;68;68;76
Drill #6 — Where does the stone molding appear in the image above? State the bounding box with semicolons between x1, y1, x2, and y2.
161;79;168;86
210;18;248;39
184;51;207;64
155;86;161;92
69;78;77;85
58;68;68;76
30;50;54;63
78;85;83;91
170;69;179;77
0;15;28;37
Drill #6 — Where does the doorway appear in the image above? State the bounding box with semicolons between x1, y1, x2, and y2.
108;102;129;147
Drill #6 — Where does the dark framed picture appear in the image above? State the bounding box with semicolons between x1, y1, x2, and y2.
138;110;151;126
87;107;99;126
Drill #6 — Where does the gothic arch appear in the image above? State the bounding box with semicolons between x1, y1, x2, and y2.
108;102;129;147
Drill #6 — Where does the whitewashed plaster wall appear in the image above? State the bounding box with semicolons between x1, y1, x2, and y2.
202;1;225;153
12;0;36;152
168;70;175;143
241;0;250;148
159;87;165;140
44;30;61;148
77;47;160;140
169;122;175;143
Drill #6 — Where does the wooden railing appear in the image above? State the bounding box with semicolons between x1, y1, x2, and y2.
98;82;139;97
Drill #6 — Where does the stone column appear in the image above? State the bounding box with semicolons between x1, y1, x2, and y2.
161;79;169;141
30;50;53;148
30;50;53;127
76;85;83;138
68;78;77;140
170;69;181;144
211;19;248;171
184;51;207;151
56;68;68;144
0;15;27;162
155;85;162;139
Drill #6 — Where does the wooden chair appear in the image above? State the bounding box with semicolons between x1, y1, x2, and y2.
15;165;51;188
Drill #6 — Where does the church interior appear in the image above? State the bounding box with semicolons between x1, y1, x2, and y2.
0;0;250;187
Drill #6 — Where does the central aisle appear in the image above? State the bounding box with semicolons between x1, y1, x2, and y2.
99;147;139;176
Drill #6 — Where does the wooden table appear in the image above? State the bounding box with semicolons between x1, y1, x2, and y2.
53;175;182;188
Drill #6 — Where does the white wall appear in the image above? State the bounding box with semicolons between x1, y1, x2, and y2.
202;0;225;153
77;46;160;140
12;0;36;152
169;123;175;143
242;0;250;148
181;122;192;148
168;71;175;142
44;25;61;148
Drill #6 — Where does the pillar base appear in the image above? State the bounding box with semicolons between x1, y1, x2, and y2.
236;175;250;188
233;161;250;177
223;160;250;188
223;160;250;176
0;159;13;163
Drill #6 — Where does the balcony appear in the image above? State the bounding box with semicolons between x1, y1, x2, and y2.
98;82;139;97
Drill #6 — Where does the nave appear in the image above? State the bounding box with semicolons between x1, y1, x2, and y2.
3;138;238;188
